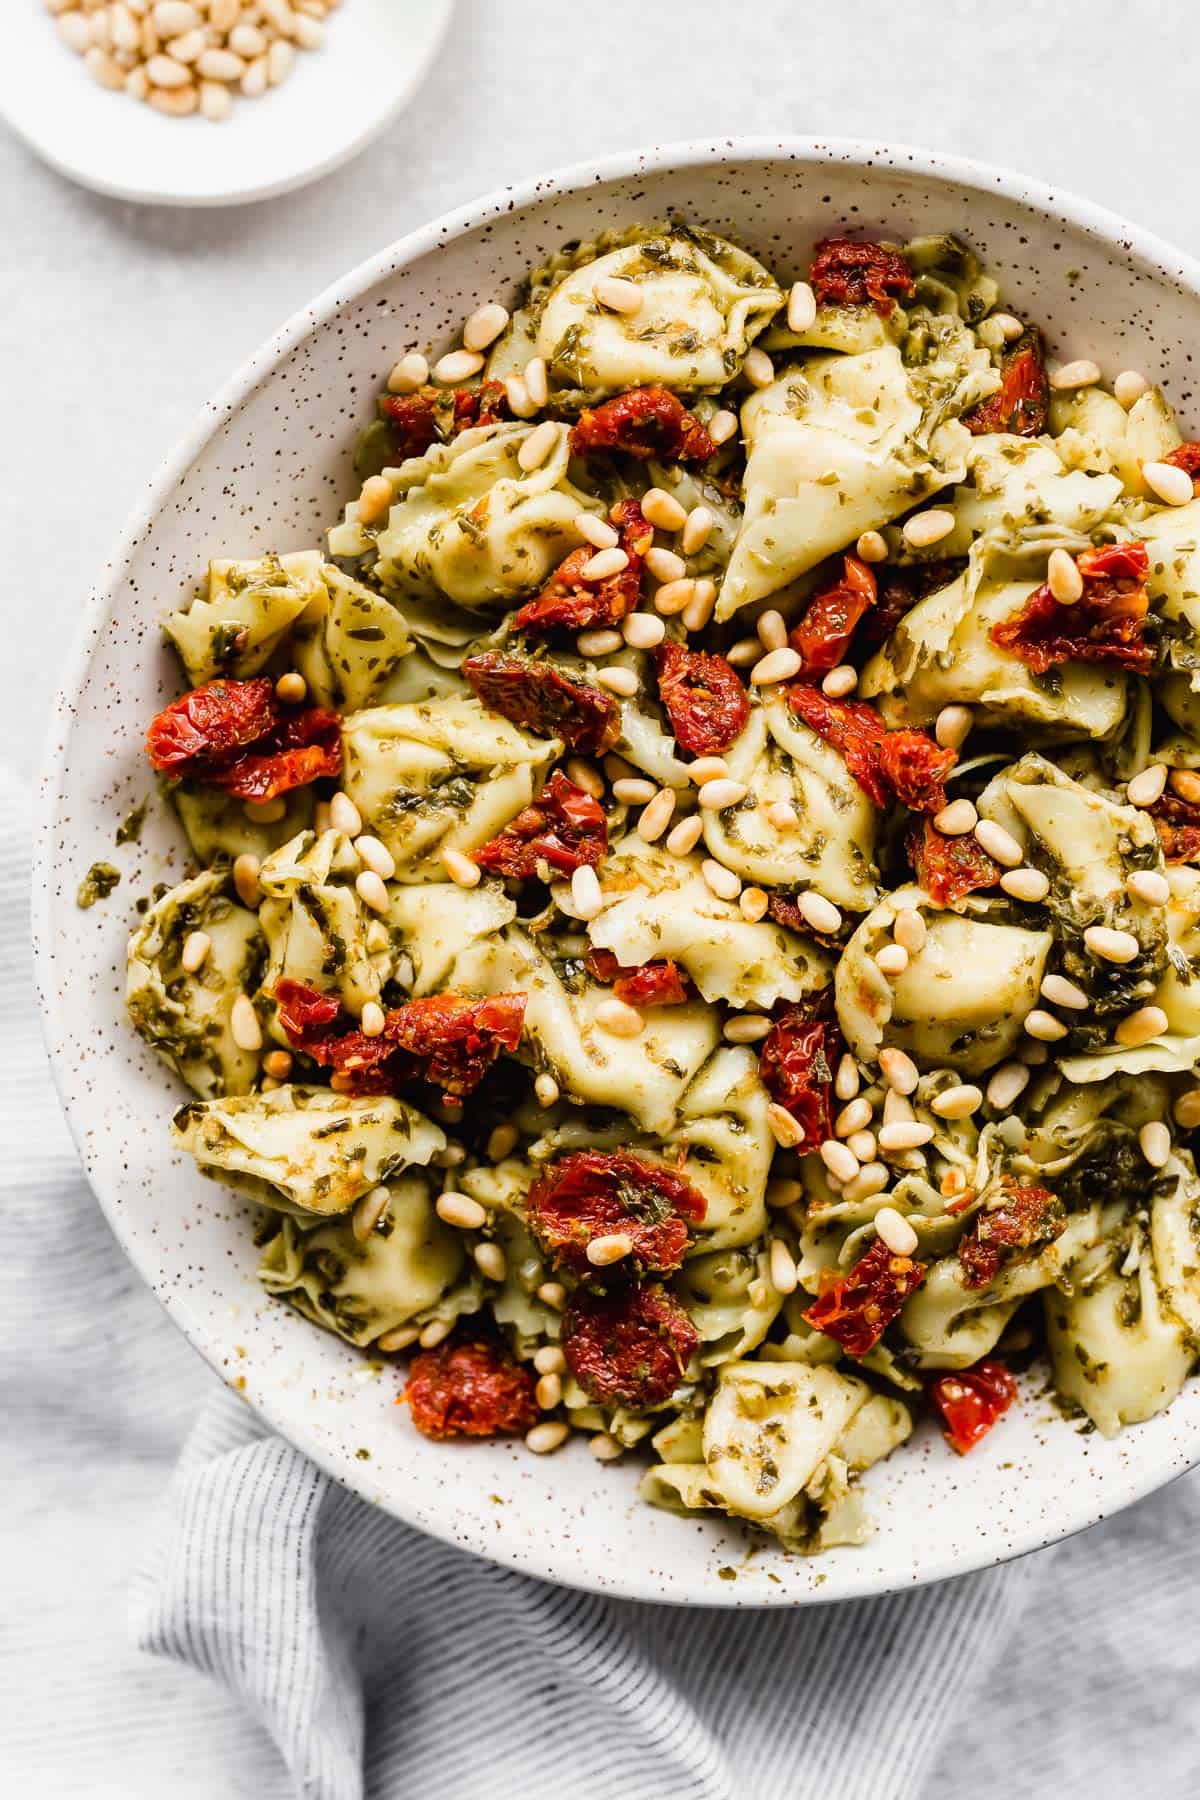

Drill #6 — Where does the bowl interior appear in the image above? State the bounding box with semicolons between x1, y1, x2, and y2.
36;142;1200;1604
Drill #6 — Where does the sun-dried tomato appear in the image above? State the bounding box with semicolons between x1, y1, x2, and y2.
759;1007;842;1153
205;707;342;802
786;684;889;805
273;978;342;1048
474;771;607;879
909;819;1002;906
513;499;651;635
1150;792;1200;863
379;380;509;461
876;730;957;815
146;677;278;773
764;893;835;944
990;541;1153;676
789;555;877;677
809;238;915;315
654;641;750;756
464;651;620;755
585;949;690;1007
929;1359;1017;1455
1164;441;1200;493
861;560;967;648
561;1283;698;1410
571;386;715;463
278;988;527;1102
804;1238;926;1357
146;677;341;800
527;1149;706;1278
404;1334;538;1440
963;328;1049;437
959;1181;1067;1290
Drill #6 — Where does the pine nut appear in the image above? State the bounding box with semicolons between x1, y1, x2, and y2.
469;1241;504;1283
1114;370;1150;409
146;51;190;84
878;1120;935;1153
376;1324;419;1353
707;409;739;446
698;779;748;811
613;777;657;806
166;28;207;63
577;513;619;550
534;1073;560;1107
525;1421;569;1454
518;420;559;472
1115;1005;1169;1047
535;1372;563;1410
755;610;787;651
883;1088;914;1126
329;792;362;837
433;349;484;385
153;0;199;31
767;1103;805;1149
654;578;696;616
1084;924;1140;964
646;546;687;583
594;276;643;315
350;871;388;916
637;789;676;842
353;1186;390;1241
875;1206;918;1255
893;908;927;954
766;800;799;830
262;1050;293;1080
844;1163;890;1203
1171;769;1200;804
587;1231;634;1266
767;1177;804;1208
1127;764;1168;808
1046;548;1083;605
59;12;93;53
727;636;762;666
487;1122;520;1161
688;757;730;785
974;820;1023;867
180;929;211;973
357;1000;385;1039
536;1280;566;1309
879;1047;919;1094
436;1191;487;1231
1000;867;1050;902
441;847;481;888
1020;1040;1050;1067
740;886;769;922
1041;974;1088;1009
933;798;978;836
86;46;126;87
357;475;392;526
1140;1121;1171;1169
793;891;841;935
822;665;858;698
1144;461;1194;507
1127;869;1170;906
462;302;509;352
354;835;396;882
595;998;644;1037
577;627;622;658
274;671;307;705
233;853;261;908
532;1346;565;1376
848;1129;877;1163
641;487;688;531
1025;1009;1068;1042
266;38;295;84
244;797;285;825
291;14;323;52
820;1139;860;1182
876;943;909;977
581;547;629;581
666;815;704;856
902;509;955;548
595;666;638;697
623;611;665;649
836;1096;873;1137
683;579;716;631
931;1083;982;1119
230;993;262;1051
571;864;603;919
681;507;714;554
987;1061;1030;1108
743;347;775;389
769;1238;798;1294
724;1014;772;1043
856;529;889;563
524;358;549;407
1050;358;1102;390
934;704;973;750
1175;1089;1200;1129
751;647;802;685
589;1432;623;1462
834;1055;861;1101
387;352;429;394
786;280;818;333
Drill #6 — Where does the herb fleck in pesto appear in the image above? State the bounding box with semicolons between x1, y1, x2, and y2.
77;862;121;909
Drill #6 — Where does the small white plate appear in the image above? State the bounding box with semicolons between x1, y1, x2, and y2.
0;0;454;207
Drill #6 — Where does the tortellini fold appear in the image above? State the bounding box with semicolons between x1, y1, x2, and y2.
256;828;389;1023
164;550;326;685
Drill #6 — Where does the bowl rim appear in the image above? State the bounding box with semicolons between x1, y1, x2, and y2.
33;134;1200;1605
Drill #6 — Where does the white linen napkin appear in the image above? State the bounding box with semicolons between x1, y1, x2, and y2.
6;768;1200;1800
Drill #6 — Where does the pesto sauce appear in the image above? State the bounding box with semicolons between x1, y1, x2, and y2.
77;862;121;909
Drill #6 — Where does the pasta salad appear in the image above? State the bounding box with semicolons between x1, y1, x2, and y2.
124;222;1200;1555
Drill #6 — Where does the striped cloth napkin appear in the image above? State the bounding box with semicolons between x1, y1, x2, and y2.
7;769;1200;1800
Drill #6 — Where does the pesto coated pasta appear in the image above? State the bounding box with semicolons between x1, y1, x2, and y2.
123;221;1200;1559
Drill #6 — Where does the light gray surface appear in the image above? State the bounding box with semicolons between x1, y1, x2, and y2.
4;2;1200;1794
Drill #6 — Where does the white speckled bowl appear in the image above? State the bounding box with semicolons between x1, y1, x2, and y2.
34;140;1200;1605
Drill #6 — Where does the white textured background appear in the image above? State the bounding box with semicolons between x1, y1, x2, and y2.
4;2;1199;1794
